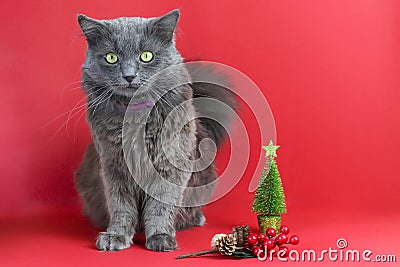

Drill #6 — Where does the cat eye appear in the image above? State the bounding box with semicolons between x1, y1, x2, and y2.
105;52;118;64
140;51;153;63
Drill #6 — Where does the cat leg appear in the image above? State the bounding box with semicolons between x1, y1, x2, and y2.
142;165;194;251
95;167;138;251
143;196;178;252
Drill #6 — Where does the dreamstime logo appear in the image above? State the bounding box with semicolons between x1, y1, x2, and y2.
255;238;397;263
121;61;276;207
336;238;348;249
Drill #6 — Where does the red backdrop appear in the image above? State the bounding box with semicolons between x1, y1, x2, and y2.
1;0;399;266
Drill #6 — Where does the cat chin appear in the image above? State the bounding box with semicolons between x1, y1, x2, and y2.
112;88;137;98
109;94;153;113
110;100;129;111
111;94;131;107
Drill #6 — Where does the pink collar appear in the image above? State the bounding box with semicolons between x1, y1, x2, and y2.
127;100;155;111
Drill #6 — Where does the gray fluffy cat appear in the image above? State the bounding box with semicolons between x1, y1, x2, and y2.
75;9;237;252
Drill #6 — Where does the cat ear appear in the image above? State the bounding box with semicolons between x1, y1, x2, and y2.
152;9;180;41
77;14;109;45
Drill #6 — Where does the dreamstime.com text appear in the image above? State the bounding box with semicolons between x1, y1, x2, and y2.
256;238;396;263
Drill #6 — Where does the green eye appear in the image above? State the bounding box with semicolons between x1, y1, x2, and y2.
140;51;153;62
105;52;118;64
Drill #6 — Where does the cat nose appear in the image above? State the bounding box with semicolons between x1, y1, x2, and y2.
123;75;136;83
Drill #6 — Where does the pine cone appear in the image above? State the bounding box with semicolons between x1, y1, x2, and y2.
232;225;250;247
214;234;237;255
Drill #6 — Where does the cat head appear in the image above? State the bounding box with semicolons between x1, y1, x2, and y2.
77;10;183;108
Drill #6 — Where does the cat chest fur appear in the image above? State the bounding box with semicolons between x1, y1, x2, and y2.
89;103;198;195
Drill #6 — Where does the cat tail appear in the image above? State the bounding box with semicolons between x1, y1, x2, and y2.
188;62;239;147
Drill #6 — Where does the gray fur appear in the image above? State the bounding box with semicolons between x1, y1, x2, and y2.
75;9;237;252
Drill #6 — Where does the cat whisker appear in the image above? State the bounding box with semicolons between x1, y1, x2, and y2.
61;80;82;92
41;93;90;129
46;105;87;144
72;107;88;142
91;88;113;116
64;87;111;136
45;85;110;142
70;85;112;141
156;94;176;111
63;85;85;94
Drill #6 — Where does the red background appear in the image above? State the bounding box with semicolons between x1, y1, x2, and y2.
1;0;399;266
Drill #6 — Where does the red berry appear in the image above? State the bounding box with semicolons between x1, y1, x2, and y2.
289;235;300;245
247;234;258;246
280;225;290;235
252;246;263;256
257;233;266;243
276;234;288;245
266;228;277;238
278;246;289;257
263;239;276;250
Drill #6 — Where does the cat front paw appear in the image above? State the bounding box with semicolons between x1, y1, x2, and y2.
96;232;132;251
146;233;177;252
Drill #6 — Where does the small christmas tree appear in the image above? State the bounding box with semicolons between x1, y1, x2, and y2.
252;140;287;233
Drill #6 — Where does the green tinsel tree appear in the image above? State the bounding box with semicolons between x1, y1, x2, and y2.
252;140;287;233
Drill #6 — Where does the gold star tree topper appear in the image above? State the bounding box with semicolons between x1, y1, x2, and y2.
262;140;280;158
